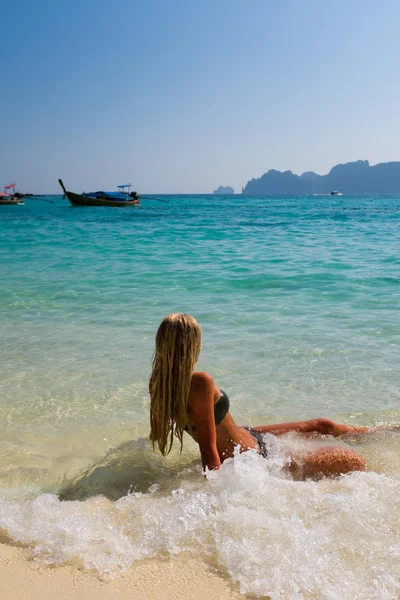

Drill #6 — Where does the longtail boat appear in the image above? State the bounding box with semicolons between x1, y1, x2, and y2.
58;179;140;207
1;183;23;205
0;192;23;205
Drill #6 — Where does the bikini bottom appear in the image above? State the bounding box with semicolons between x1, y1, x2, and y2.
242;426;268;458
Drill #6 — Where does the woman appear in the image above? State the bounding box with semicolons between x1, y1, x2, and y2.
149;313;369;479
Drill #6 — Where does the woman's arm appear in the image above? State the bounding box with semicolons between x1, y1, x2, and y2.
251;418;369;437
189;373;221;471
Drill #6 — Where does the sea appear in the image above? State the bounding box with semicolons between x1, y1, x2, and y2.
0;194;399;599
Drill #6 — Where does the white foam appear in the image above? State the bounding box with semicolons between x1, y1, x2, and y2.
0;443;399;599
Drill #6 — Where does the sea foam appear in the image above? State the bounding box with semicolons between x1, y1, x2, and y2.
0;443;399;599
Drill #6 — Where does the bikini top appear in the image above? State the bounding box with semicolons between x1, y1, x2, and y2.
214;389;230;425
185;389;230;433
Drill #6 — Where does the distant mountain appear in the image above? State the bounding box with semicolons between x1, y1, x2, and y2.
242;160;400;195
213;185;234;195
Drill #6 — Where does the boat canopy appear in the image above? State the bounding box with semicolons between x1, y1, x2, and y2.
117;184;131;189
83;191;131;201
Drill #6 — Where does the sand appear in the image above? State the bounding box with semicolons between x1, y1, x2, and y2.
0;543;246;600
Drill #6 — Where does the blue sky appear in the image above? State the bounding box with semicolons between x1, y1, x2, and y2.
1;0;399;193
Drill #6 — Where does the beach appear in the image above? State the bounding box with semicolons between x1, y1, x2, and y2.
0;544;243;599
1;194;400;599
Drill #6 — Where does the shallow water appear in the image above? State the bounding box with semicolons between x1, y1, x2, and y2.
1;194;400;598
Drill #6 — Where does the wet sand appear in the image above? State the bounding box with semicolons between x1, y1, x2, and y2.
0;543;245;600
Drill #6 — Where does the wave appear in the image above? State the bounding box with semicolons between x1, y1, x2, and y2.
0;434;399;599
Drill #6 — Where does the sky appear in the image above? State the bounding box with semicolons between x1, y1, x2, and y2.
1;0;400;194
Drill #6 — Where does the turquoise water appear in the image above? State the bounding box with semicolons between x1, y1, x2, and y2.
1;194;400;598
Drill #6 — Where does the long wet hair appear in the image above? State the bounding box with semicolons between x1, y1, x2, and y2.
149;313;202;456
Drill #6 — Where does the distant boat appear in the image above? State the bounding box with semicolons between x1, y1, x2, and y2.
1;183;28;204
58;179;140;207
0;192;23;205
330;190;342;196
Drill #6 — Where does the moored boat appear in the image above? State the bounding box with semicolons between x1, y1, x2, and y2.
0;192;23;205
58;179;140;207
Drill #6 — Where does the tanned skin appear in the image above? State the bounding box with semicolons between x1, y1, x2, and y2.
187;372;369;478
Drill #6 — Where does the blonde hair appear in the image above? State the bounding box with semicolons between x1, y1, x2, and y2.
149;313;202;455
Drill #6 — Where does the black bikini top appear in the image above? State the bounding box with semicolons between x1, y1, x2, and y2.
185;388;230;433
214;389;230;425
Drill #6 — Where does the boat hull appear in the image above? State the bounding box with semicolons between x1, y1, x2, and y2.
0;197;24;205
66;191;140;207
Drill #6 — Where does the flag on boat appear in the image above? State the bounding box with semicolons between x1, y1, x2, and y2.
4;183;16;189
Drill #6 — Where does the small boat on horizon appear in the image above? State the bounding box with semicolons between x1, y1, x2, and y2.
0;193;24;205
1;183;24;205
58;179;140;207
330;190;342;196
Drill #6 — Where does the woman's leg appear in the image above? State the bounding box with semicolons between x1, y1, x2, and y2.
251;418;370;437
287;446;366;480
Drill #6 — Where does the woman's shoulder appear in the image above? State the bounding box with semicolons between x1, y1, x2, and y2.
191;371;215;391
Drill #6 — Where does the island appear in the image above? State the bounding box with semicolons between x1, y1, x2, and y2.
242;160;400;195
213;185;234;195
